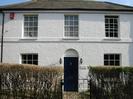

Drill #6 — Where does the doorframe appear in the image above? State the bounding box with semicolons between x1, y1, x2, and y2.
63;49;79;92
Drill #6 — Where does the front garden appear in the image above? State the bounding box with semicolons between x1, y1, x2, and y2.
0;64;133;99
89;66;133;99
0;64;63;99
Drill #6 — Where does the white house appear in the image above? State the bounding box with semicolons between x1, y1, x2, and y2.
0;0;133;91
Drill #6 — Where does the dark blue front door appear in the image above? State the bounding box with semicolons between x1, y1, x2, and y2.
64;57;78;91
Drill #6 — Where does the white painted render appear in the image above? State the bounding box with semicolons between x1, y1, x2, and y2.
1;11;133;91
3;12;133;42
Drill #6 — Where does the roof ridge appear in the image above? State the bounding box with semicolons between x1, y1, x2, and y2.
36;0;102;2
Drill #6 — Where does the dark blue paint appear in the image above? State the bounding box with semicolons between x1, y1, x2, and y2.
64;57;78;91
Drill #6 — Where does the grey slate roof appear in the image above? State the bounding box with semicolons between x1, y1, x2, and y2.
0;0;133;11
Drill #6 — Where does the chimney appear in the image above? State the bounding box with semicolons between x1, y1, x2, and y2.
32;0;38;1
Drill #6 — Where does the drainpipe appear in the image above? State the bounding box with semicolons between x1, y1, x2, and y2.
1;11;5;63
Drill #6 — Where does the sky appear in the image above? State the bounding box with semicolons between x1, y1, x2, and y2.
0;0;133;6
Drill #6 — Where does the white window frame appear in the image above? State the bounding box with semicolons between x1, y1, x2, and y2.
105;15;119;38
23;14;38;39
104;53;121;66
64;15;79;39
21;53;38;65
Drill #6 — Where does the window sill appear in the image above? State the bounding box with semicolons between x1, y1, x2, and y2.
103;37;121;41
20;37;38;40
62;37;79;40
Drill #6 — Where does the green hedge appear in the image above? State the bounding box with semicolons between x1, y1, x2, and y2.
89;66;133;99
0;63;63;99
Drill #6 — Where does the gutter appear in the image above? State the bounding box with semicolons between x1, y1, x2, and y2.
1;8;133;12
1;11;4;63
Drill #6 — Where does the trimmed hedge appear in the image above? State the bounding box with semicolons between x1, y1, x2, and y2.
0;63;63;99
89;66;133;99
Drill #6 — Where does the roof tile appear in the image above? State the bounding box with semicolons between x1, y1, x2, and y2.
0;0;133;11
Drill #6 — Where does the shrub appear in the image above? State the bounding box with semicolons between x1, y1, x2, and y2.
0;63;63;99
89;66;133;99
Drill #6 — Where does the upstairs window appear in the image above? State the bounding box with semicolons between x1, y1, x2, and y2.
104;54;120;66
64;15;78;38
21;54;38;65
24;15;38;38
105;16;119;38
